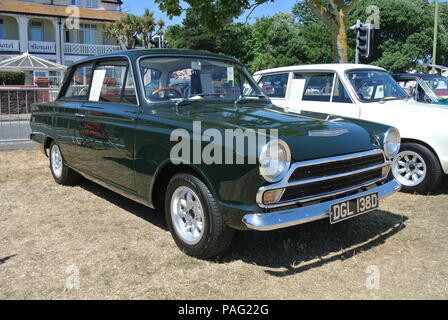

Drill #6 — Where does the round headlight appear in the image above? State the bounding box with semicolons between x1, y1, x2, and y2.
259;139;291;182
383;127;401;159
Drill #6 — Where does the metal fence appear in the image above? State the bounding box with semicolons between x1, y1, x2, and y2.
0;87;60;142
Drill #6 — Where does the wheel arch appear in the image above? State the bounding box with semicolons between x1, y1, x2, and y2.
400;138;442;166
150;162;216;210
43;135;56;157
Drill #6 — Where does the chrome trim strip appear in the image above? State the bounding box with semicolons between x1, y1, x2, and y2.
256;149;388;209
244;180;401;231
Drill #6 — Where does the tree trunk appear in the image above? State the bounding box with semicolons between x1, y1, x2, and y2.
331;10;349;63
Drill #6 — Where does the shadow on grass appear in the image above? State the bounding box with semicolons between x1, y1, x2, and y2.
431;175;448;195
77;179;407;277
221;210;407;277
0;254;16;265
78;179;168;231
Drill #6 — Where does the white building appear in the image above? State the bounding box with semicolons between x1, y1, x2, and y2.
0;0;126;82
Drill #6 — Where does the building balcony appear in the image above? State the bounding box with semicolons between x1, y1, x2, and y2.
64;43;121;56
0;40;20;52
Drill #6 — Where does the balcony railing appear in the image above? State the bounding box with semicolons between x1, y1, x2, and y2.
29;41;56;54
64;43;121;56
0;40;20;52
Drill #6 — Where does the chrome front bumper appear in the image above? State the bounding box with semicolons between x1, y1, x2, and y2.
242;180;401;231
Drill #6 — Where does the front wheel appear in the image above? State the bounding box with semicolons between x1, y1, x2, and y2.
165;173;234;259
391;143;443;194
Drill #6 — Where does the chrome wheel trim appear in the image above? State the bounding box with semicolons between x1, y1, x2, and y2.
170;186;205;245
51;144;63;179
392;150;427;187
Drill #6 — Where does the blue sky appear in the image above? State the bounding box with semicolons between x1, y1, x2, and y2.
121;0;298;26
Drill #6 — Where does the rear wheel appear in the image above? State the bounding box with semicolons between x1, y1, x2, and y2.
392;143;442;194
165;173;234;259
49;142;80;185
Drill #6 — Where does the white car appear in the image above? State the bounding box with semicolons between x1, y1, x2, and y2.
254;64;448;194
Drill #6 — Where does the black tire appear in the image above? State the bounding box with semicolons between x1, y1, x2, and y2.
391;142;443;194
49;141;81;186
164;173;234;259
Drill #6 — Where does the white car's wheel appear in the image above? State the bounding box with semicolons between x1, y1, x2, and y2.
392;143;443;194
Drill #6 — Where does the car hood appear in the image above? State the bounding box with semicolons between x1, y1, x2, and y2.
157;101;381;161
385;99;448;111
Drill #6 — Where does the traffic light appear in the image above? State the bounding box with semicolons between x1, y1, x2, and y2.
356;23;371;58
351;20;372;62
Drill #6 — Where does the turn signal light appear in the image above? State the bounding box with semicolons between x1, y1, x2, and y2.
263;189;285;204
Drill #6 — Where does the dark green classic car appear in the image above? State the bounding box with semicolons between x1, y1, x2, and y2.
30;49;401;258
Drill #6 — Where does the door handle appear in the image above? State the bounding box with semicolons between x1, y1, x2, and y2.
74;113;85;118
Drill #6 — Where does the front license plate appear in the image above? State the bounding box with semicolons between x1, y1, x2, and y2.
330;193;379;224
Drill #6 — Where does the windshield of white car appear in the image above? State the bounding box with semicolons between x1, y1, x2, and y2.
422;77;448;100
139;57;264;103
347;70;409;102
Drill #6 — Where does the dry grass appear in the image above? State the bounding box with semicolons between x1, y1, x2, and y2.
1;148;447;299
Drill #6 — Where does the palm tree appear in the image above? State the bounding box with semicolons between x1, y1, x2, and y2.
138;9;165;48
103;10;165;50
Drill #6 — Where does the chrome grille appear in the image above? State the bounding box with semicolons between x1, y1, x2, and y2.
257;149;391;209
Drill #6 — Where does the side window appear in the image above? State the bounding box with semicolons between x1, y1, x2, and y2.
258;73;289;98
332;77;353;103
300;72;335;102
62;63;93;100
89;60;137;104
397;80;417;97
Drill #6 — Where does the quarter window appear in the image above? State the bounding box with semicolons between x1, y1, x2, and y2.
89;60;137;104
62;63;94;100
332;77;353;103
259;73;289;98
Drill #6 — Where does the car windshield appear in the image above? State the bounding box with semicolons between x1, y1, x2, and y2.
347;70;409;102
139;57;263;103
422;77;448;101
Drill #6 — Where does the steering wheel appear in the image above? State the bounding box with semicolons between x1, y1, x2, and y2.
356;79;375;98
151;87;182;98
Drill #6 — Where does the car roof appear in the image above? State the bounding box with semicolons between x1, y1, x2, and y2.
253;63;386;75
71;48;242;68
393;73;444;79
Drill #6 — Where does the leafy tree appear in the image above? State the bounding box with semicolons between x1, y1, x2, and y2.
242;13;309;72
155;0;275;32
165;8;254;63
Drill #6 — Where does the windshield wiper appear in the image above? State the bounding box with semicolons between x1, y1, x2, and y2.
235;95;268;105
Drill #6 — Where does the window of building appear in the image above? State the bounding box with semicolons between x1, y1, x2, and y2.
89;60;137;104
0;19;4;39
80;24;97;45
258;73;289;98
86;0;99;8
62;63;94;100
30;21;43;42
